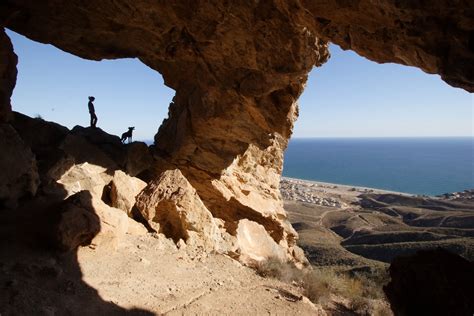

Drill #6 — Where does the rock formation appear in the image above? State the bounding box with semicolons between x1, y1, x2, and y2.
384;249;474;316
0;28;17;122
0;124;39;208
1;1;473;264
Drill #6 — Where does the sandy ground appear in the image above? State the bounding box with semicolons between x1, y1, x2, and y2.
0;232;326;315
8;178;464;315
79;234;324;315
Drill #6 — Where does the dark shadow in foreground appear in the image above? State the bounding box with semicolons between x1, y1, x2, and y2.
0;113;154;315
384;249;474;316
0;190;154;315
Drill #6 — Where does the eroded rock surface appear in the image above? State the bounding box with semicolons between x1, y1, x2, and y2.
109;170;147;216
136;169;224;251
1;1;473;263
303;1;474;92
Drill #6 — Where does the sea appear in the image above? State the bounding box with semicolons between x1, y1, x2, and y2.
283;137;474;196
143;137;473;196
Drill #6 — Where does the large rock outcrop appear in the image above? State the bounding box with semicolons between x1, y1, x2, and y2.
0;123;39;208
0;28;17;122
302;1;474;92
1;1;473;262
136;169;224;251
384;249;474;316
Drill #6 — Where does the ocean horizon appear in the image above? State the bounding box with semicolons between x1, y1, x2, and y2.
283;137;473;196
142;137;473;196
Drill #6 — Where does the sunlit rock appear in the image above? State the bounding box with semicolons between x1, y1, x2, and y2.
109;170;147;217
1;0;473;263
135;169;223;251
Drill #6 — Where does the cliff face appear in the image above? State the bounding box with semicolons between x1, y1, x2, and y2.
0;28;17;122
1;1;473;263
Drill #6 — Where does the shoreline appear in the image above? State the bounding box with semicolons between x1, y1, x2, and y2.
281;176;414;196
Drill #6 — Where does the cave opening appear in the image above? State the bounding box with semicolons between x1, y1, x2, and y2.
283;43;473;196
7;30;174;144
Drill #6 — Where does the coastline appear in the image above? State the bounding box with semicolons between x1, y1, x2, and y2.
281;176;414;197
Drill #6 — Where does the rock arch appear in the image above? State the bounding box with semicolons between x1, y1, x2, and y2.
1;0;472;263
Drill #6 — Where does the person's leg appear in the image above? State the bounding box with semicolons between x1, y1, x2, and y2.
92;113;97;127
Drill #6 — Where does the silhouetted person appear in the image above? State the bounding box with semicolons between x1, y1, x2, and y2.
88;96;98;128
121;127;135;144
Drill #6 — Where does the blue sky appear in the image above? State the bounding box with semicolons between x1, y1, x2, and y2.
7;30;473;140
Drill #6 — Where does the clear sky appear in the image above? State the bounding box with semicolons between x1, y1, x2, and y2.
7;30;473;140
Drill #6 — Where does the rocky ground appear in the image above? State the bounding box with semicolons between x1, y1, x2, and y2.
0;114;359;315
1;113;472;315
0;233;326;315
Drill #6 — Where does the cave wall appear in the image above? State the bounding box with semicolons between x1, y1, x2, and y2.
303;0;474;92
0;28;17;122
1;0;472;262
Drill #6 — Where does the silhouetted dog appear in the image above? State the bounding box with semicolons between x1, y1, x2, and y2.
121;127;135;144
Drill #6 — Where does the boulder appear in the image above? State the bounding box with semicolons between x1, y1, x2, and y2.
11;112;72;190
70;126;125;167
0;124;39;208
57;162;112;198
54;191;101;251
55;190;147;251
70;125;122;147
135;169;222;250
384;249;474;316
109;170;147;217
124;142;153;177
235;219;287;267
60;134;117;170
12;112;69;154
126;217;148;236
88;194;129;249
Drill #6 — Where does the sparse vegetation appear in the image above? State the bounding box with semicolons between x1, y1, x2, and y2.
257;258;392;315
34;114;44;120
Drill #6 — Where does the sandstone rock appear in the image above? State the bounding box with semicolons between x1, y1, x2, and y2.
124;142;153;177
54;191;101;251
90;198;129;250
57;162;112;198
109;170;146;217
291;245;309;268
235;219;287;267
12;112;69;154
2;1;473;265
70;126;125;167
11;112;72;190
0;29;17;122
126;217;147;236
135;169;222;251
0;124;39;208
70;125;122;146
57;190;146;250
60;134;117;170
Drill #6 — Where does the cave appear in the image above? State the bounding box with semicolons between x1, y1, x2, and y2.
1;1;473;314
1;0;473;265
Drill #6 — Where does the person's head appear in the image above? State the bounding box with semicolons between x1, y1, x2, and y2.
88;96;95;101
